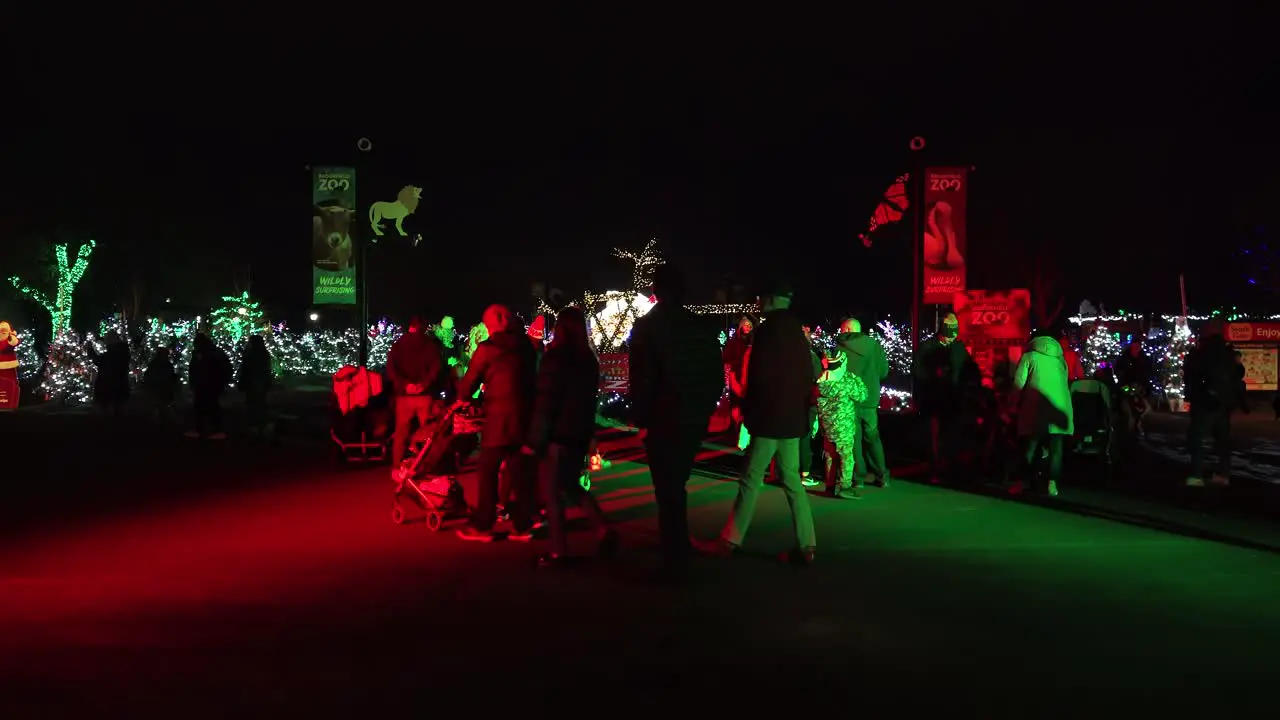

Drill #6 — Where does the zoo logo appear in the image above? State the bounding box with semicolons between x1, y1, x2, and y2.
968;310;1010;325
316;176;351;192
930;177;963;192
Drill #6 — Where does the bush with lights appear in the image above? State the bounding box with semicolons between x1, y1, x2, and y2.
15;328;43;380
41;331;94;404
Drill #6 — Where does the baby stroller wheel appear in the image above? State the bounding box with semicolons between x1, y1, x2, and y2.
426;512;443;532
391;504;406;525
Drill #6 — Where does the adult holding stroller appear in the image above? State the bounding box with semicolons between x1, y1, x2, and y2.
386;317;449;466
456;304;539;543
521;306;618;567
186;333;232;440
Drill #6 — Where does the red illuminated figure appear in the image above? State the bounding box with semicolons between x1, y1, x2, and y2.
0;321;20;410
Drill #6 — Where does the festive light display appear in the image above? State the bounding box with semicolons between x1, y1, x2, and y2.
1081;324;1123;376
686;304;757;316
871;320;914;377
8;239;96;338
613;239;665;291
41;331;94;404
15;329;42;380
859;173;910;247
1161;320;1192;401
590;291;655;352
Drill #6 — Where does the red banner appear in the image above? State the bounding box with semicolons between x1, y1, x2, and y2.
922;167;968;304
954;289;1029;385
1227;323;1280;344
599;353;629;394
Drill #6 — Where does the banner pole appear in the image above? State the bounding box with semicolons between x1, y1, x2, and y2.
357;138;372;367
909;138;926;396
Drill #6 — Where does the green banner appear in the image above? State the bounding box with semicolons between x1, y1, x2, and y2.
312;167;357;305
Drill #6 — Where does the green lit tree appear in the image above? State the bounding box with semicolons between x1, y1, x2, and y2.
209;291;265;371
8;239;96;338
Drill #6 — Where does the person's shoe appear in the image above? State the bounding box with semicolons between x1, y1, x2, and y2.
692;537;738;556
1047;480;1059;497
781;547;816;566
870;475;890;488
832;485;862;500
207;432;228;440
597;529;621;560
1209;474;1231;487
1008;479;1026;495
456;527;497;542
507;528;536;542
800;474;823;489
495;506;511;523
184;430;200;439
1186;476;1206;488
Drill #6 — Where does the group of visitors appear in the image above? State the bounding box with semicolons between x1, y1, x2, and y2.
79;330;272;441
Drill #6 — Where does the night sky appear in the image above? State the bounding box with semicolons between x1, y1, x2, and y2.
1;7;1269;333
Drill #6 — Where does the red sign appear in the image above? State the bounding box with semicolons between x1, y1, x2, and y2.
1227;323;1280;344
954;289;1031;345
599;353;629;394
922;167;968;304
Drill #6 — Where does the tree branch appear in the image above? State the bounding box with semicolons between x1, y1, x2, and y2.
8;275;53;311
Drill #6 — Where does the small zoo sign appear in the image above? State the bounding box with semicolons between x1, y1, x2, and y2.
312;167;358;305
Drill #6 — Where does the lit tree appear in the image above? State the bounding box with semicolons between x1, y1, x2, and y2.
1081;323;1123;375
8;239;96;338
209;291;265;372
41;331;94;404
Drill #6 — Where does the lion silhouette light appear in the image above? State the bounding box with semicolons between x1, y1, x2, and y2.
313;204;355;271
369;185;422;237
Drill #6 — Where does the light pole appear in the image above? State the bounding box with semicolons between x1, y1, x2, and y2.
356;137;373;366
909;135;926;365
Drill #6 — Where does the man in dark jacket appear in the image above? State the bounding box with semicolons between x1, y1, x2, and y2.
1183;320;1240;487
386;316;448;465
706;280;818;566
457;304;540;541
913;312;971;483
839;318;891;487
629;265;724;577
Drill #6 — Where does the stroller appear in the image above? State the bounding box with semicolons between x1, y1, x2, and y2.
1070;381;1114;481
390;404;482;531
330;366;391;463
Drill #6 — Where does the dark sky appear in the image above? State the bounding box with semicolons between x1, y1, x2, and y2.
1;6;1268;331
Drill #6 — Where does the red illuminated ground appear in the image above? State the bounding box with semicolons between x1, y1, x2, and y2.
2;407;1279;713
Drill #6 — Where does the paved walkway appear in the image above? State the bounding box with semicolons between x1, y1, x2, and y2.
2;411;1279;714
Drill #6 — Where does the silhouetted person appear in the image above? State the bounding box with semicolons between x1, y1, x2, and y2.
143;346;180;423
386;316;448;464
913;313;970;482
629;265;724;578
87;331;131;419
1184;320;1240;487
238;335;274;434
703;279;819;566
186;333;232;440
522;306;617;567
457;304;539;542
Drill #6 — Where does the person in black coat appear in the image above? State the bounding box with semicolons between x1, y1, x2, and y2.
912;312;971;482
386;317;448;464
238;335;274;434
521;306;617;567
87;331;131;418
703;279;818;566
186;333;232;440
457;304;539;542
629;265;725;579
1183;321;1241;486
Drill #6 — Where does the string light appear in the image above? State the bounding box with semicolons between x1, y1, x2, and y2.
41;331;94;404
686;304;757;315
14;328;42;380
8;239;95;338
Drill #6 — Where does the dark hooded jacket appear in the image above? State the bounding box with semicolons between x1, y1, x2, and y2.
1183;335;1242;414
839;332;889;409
912;336;970;416
458;330;538;447
628;301;724;432
526;343;599;452
741;308;818;439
